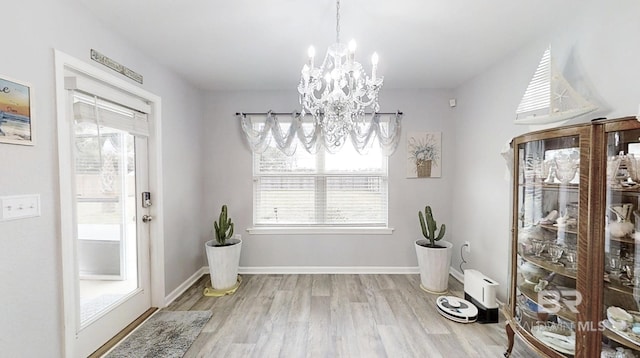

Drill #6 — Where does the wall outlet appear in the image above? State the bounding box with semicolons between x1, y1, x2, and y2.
463;241;471;253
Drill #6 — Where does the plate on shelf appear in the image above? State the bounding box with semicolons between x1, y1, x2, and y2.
531;323;575;355
602;319;640;347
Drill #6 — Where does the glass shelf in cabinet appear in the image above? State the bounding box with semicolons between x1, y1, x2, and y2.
520;254;577;280
539;223;578;235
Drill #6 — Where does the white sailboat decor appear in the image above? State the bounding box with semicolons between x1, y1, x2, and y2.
515;46;597;125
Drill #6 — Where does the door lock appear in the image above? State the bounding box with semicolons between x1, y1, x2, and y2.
142;215;153;223
142;192;152;208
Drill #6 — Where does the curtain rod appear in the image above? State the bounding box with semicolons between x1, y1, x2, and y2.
236;111;403;116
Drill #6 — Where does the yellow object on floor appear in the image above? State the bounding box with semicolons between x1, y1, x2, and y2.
203;275;242;297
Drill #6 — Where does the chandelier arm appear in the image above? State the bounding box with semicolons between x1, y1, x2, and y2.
352;96;377;108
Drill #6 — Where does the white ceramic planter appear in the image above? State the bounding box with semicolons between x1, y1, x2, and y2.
205;238;242;290
415;239;453;294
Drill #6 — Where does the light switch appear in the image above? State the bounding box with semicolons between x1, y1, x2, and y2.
0;194;41;221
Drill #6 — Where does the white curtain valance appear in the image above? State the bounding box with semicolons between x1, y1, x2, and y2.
238;111;402;156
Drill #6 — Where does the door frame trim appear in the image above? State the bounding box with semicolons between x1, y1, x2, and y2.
53;49;165;357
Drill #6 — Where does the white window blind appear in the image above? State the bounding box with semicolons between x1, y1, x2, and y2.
72;92;149;136
253;131;388;227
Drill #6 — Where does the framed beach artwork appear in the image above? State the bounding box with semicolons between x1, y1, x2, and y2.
407;131;441;178
0;76;33;145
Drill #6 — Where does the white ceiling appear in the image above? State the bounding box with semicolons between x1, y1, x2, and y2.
76;0;586;91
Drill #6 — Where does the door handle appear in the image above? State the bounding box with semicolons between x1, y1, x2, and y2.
142;215;153;223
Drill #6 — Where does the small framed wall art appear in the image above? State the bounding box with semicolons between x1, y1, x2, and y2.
407;131;442;178
0;75;33;145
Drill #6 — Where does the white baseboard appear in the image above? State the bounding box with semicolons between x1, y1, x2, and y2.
449;267;464;283
164;267;208;306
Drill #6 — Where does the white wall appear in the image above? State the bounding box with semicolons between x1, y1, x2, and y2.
202;89;454;269
451;0;640;300
0;0;204;356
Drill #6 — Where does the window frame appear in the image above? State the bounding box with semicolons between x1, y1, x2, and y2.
250;140;393;234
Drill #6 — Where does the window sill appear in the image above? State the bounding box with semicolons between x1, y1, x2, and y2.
246;227;395;235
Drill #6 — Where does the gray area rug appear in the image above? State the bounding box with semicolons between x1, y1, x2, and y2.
106;310;212;358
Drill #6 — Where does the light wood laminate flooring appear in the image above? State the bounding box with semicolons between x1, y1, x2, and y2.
166;274;537;358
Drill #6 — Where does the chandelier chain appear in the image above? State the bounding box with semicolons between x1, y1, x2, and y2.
335;0;340;43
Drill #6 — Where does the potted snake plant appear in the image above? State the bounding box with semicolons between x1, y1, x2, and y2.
414;205;453;293
205;205;242;293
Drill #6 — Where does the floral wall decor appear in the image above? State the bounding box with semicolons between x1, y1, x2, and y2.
407;131;441;178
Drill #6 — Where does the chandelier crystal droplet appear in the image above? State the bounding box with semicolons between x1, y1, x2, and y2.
297;0;384;149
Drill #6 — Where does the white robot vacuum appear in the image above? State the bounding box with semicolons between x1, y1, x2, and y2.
436;296;478;323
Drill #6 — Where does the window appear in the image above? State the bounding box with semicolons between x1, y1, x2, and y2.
253;127;388;228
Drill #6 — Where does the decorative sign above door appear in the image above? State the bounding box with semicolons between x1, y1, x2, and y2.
90;49;143;84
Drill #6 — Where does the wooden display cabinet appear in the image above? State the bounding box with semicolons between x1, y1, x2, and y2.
505;117;640;357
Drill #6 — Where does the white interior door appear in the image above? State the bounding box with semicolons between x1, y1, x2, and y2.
68;85;152;357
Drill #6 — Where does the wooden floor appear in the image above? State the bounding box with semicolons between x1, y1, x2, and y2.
165;274;537;358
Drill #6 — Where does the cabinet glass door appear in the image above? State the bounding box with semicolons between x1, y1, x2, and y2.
515;135;580;356
601;127;640;356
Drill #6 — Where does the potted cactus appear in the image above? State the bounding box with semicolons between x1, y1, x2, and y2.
205;205;242;293
415;205;453;293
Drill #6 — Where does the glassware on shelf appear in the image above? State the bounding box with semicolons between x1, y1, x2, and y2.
621;264;637;286
564;249;577;271
548;244;564;265
531;239;546;257
533;158;546;183
608;254;622;276
626;153;640;183
601;346;637;358
607;152;637;189
554;152;579;184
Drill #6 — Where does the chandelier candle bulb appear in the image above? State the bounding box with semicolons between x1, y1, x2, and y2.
348;40;356;64
308;46;315;68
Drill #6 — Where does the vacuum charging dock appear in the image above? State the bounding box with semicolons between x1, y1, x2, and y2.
463;269;499;323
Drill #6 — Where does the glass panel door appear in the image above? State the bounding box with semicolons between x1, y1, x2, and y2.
69;92;151;357
601;128;640;356
515;136;580;356
74;121;139;326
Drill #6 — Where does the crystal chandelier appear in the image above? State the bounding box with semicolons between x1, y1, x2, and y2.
297;0;384;148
